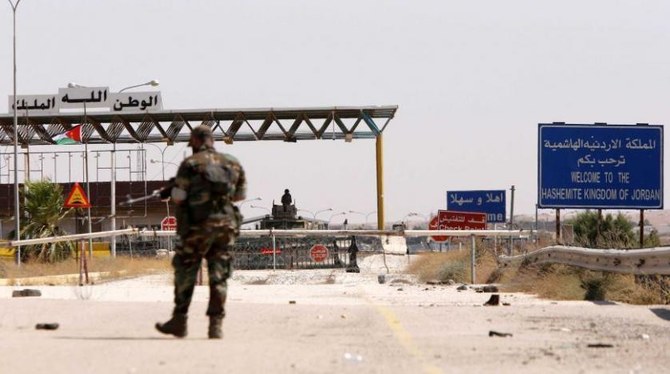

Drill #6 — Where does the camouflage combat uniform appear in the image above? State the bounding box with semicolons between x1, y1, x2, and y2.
167;138;245;334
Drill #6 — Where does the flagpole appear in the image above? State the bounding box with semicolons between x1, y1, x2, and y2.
84;102;93;260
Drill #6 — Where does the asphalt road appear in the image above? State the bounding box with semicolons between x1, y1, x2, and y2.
1;271;670;373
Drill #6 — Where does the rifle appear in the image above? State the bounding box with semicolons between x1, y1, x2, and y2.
119;178;175;206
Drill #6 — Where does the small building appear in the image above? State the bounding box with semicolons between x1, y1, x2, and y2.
0;181;173;256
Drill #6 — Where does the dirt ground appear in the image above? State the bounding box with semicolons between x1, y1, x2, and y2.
1;254;670;373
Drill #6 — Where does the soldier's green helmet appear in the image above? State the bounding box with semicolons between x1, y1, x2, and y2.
191;125;213;139
189;125;213;147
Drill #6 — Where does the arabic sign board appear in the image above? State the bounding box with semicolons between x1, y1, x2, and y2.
428;216;448;243
9;87;163;114
160;216;177;231
538;124;663;209
447;190;506;223
64;182;91;208
436;210;487;231
309;244;329;262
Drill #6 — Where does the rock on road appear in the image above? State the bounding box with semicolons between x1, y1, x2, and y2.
1;255;670;373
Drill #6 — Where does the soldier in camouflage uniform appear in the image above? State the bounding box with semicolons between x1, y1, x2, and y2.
156;125;246;339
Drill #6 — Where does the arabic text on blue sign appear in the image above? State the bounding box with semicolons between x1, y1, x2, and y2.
446;190;506;223
538;124;663;209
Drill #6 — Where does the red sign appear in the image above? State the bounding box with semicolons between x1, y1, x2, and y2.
309;244;329;262
429;216;448;243
64;182;91;208
260;247;282;255
161;216;177;231
430;210;487;241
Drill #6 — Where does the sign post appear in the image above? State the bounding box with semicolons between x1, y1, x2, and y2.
539;123;663;247
428;216;448;243
160;216;177;231
429;210;487;248
538;124;663;209
64;182;91;285
310;244;329;263
160;216;177;254
436;210;487;231
64;182;91;208
447;190;506;223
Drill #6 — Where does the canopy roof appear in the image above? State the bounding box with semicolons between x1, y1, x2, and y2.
0;106;398;145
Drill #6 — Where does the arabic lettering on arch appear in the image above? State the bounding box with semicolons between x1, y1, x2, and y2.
58;86;110;109
8;95;59;114
111;93;163;112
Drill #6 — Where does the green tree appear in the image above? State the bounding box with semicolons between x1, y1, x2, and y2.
644;229;661;248
19;179;75;263
570;210;635;248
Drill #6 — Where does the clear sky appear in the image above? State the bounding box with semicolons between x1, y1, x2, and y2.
1;1;669;224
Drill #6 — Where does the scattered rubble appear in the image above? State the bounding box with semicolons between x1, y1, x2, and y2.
426;279;457;286
35;323;59;330
587;343;613;348
489;330;513;337
484;294;500;306
12;289;41;297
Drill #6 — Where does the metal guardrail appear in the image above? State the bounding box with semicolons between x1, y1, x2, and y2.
499;245;670;275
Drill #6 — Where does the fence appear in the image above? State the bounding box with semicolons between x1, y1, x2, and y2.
7;228;670;277
3;228;524;283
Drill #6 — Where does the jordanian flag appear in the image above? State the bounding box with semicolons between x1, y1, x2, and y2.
53;125;82;145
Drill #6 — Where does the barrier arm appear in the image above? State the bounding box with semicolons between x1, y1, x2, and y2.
7;228;138;247
138;229;528;238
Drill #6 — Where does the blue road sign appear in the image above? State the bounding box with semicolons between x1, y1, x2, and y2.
446;190;506;223
538;124;663;209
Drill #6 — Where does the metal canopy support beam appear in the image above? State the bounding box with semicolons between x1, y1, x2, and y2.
376;134;384;230
316;113;333;139
165;114;186;144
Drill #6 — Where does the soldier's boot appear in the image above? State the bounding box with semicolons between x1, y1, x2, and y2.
208;316;223;339
155;314;188;338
